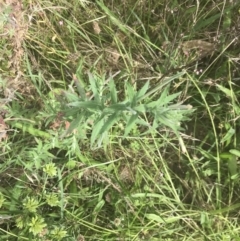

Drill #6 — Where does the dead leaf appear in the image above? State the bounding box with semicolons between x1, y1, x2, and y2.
181;40;216;58
119;165;133;182
77;234;85;241
92;21;101;34
106;48;120;65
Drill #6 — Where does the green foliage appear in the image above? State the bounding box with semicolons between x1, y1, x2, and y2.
28;216;47;236
43;163;57;177
23;197;40;213
0;0;240;240
45;193;60;207
0;192;5;208
62;71;193;148
50;226;67;240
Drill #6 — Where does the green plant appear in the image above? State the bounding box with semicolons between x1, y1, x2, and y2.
61;71;193;148
1;0;240;240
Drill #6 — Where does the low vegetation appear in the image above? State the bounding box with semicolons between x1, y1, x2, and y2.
0;0;240;240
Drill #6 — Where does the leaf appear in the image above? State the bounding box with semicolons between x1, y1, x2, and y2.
145;213;165;223
145;213;180;224
99;112;120;135
10;122;51;139
157;114;178;133
60;115;83;138
220;127;235;146
232;102;240;115
72;74;86;100
69;180;78;194
104;102;129;113
216;84;237;102
93;200;105;213
145;100;159;109
223;8;232;31
229;149;240;158
88;72;100;102
91;118;104;146
124;114;138;137
220;152;233;160
126;106;137;114
68;100;102;111
63;91;79;102
146;92;182;110
157;88;181;107
227;155;238;176
29;216;47;236
134;104;146;113
125;82;135;101
109;78;118;103
136;81;149;100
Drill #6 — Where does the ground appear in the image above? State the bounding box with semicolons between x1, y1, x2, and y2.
0;0;240;240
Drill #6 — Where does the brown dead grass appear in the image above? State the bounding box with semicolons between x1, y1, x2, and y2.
1;0;35;99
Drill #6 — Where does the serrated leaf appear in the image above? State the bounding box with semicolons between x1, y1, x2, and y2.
73;74;86;100
158;91;181;107
60;115;83;138
126;106;137;114
125;82;135;101
91;118;105;146
152;118;159;130
68;100;102;111
145;100;159;109
124;114;138;137
88;72;100;101
136;81;149;100
63;91;79;102
64;107;86;117
11;122;51;139
155;86;169;105
105;102;129;112
109;79;118;103
99;112;119;135
157;115;178;133
134;104;145;112
124;81;138;107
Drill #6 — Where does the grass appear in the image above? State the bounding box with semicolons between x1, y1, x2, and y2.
0;0;240;240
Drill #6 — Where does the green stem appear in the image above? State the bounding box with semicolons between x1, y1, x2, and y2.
8;121;51;139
